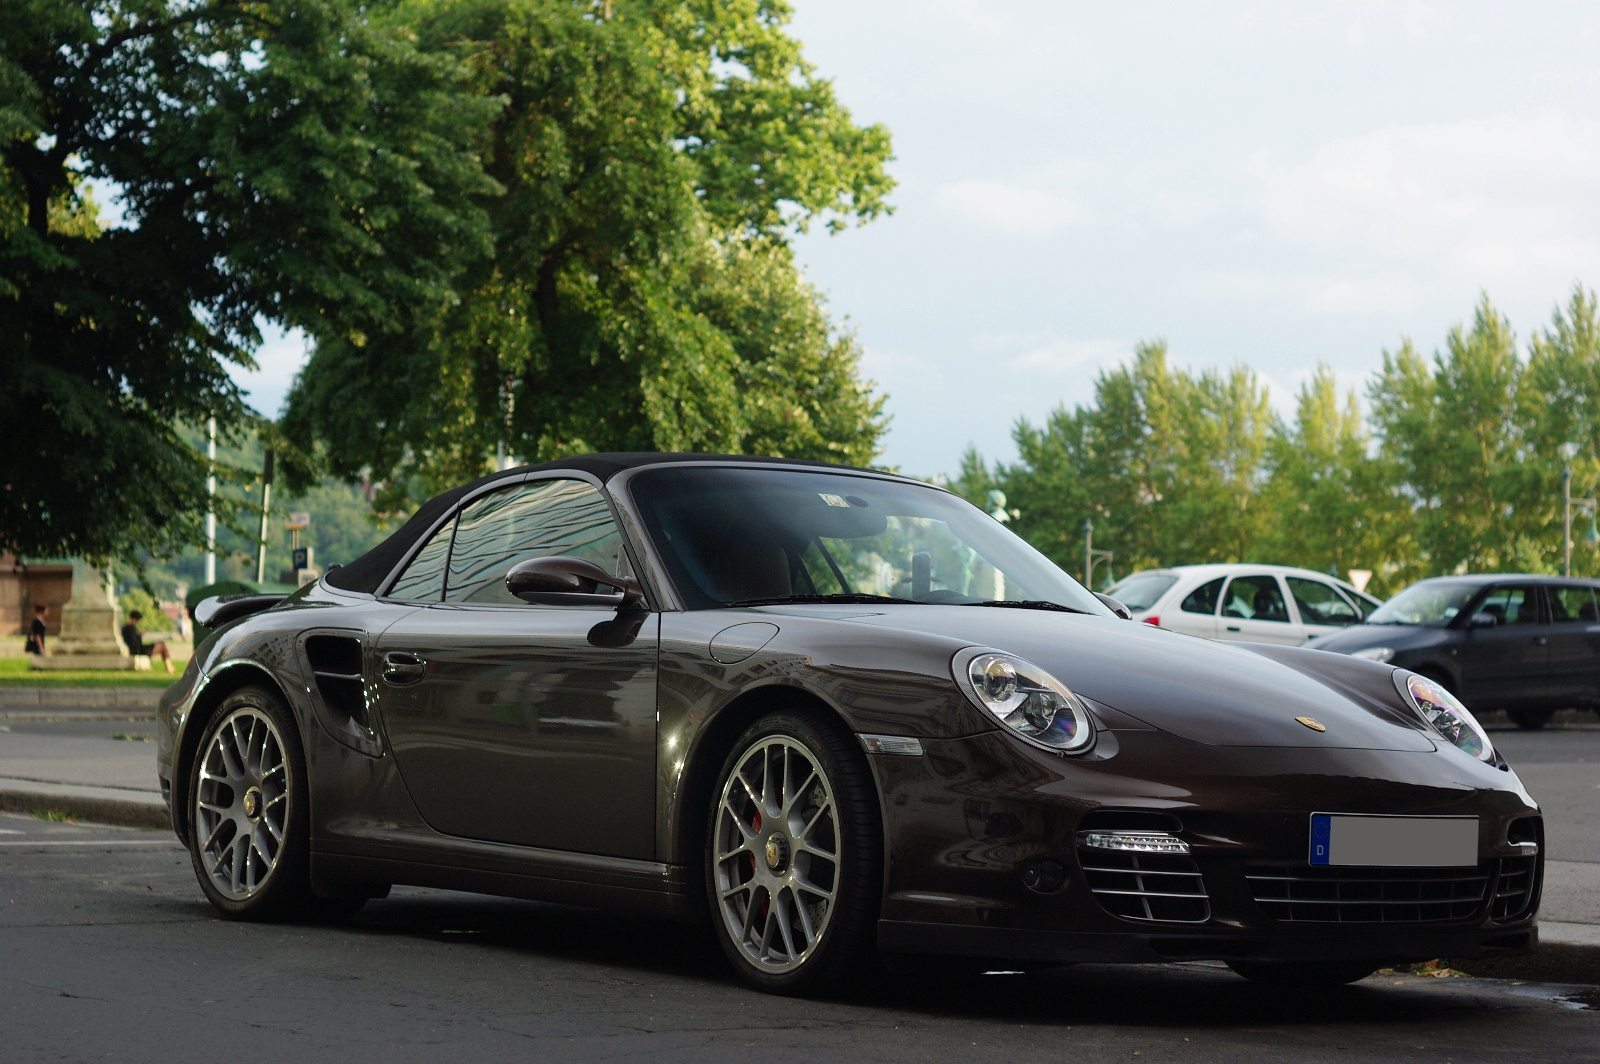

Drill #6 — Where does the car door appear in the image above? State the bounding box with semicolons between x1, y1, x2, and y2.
1456;583;1549;712
375;476;659;859
1218;574;1301;645
1163;576;1223;638
1286;576;1363;643
1543;583;1600;708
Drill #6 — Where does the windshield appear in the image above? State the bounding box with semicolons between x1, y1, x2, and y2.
1108;572;1177;611
1364;580;1481;626
627;466;1112;615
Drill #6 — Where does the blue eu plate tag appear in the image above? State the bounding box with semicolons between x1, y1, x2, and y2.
1310;813;1332;865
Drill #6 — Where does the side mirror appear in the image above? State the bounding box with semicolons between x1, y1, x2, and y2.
1469;612;1498;629
1094;592;1133;620
505;557;645;609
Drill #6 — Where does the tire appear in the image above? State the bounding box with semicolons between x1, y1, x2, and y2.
1507;709;1554;731
1227;959;1380;987
187;685;360;922
705;709;883;995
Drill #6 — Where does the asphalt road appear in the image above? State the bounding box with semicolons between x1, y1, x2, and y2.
1;727;1597;1062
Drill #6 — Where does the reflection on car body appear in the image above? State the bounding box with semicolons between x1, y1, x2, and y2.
160;455;1542;995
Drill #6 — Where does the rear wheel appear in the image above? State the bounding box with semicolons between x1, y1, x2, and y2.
187;685;362;922
706;710;882;995
1227;959;1380;987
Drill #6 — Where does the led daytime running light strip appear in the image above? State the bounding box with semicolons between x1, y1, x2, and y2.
1079;830;1190;854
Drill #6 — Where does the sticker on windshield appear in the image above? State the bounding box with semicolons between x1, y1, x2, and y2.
819;493;851;508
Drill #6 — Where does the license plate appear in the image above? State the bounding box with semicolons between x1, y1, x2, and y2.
1310;813;1478;867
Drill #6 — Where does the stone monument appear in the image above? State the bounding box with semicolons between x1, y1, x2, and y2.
30;560;130;670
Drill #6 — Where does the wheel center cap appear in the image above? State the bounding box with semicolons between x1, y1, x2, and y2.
764;833;791;874
242;787;262;821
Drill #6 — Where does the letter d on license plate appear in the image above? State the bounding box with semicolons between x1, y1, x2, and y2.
1310;813;1478;867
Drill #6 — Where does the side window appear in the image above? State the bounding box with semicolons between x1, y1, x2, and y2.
1287;577;1360;627
1549;585;1598;623
386;521;454;602
1222;575;1289;623
1476;585;1538;626
445;479;625;605
1181;577;1224;615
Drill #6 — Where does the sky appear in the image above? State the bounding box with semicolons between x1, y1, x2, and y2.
237;0;1600;479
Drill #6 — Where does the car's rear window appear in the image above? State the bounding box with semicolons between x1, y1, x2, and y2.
1108;573;1177;611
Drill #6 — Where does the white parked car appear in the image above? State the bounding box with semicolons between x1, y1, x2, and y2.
1105;564;1383;646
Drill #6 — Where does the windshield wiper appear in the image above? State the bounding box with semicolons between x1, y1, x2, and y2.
727;593;920;607
966;599;1092;616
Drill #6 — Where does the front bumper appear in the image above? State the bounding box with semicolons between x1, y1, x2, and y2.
868;729;1542;965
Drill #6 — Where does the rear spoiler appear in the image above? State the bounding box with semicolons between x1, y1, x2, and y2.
193;593;287;630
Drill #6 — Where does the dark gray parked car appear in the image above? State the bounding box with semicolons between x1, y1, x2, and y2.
1306;573;1600;729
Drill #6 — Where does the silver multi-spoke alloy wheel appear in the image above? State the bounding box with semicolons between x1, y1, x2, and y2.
714;736;841;973
195;707;290;900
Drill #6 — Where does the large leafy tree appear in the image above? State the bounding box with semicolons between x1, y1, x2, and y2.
1368;297;1543;575
1260;367;1411;592
993;343;1277;584
282;0;893;508
0;0;498;561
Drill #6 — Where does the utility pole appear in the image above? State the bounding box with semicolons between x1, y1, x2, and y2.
1564;454;1573;578
1561;442;1597;577
204;417;216;586
255;449;274;584
1083;519;1114;590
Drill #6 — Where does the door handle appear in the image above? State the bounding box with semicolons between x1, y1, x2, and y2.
1226;625;1242;632
383;651;426;684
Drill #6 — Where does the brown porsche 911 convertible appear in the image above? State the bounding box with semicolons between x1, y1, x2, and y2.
158;454;1542;994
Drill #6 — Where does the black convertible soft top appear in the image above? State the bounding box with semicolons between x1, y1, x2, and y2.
323;452;864;595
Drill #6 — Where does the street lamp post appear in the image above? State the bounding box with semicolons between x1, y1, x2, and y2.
1083;519;1114;591
1561;442;1598;577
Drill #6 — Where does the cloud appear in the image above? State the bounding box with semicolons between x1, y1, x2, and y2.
1008;336;1130;375
935;179;1089;237
1257;116;1600;285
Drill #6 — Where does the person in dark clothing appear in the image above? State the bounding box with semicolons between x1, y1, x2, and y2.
24;603;46;655
121;610;172;672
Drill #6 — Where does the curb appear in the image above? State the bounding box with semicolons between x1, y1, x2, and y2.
1454;937;1600;988
1;708;159;724
0;778;169;830
0;687;165;709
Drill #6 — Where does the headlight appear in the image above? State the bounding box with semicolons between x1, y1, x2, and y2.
955;650;1094;753
1351;647;1395;663
1398;672;1493;763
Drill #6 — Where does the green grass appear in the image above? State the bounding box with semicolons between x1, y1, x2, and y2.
0;656;187;687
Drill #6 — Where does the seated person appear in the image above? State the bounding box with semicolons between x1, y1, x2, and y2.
121;610;173;673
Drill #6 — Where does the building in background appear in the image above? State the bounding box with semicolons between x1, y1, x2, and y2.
0;554;73;637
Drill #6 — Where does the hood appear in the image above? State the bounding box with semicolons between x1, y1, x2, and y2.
1305;622;1450;655
814;605;1435;752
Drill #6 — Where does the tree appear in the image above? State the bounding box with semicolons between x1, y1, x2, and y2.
1261;367;1411;593
280;0;893;508
1369;296;1541;576
995;342;1278;580
0;0;498;562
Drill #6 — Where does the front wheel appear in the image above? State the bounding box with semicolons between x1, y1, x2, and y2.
706;710;883;995
188;685;358;921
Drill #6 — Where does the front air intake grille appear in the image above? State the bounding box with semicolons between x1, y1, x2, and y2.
1246;863;1489;924
1492;856;1538;922
1492;818;1542;923
1077;849;1210;923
